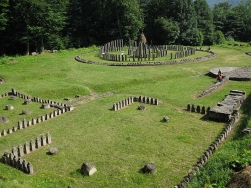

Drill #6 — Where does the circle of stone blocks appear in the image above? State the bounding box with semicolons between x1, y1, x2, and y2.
5;104;14;110
163;116;169;122
143;162;157;174
22;110;31;115
80;162;97;176
49;148;58;155
0;116;9;124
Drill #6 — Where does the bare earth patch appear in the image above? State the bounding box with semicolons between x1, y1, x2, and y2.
227;166;251;188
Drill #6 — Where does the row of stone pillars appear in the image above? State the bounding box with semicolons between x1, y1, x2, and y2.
11;133;52;157
0;88;73;138
1;133;52;174
187;104;211;114
113;96;158;111
2;152;34;174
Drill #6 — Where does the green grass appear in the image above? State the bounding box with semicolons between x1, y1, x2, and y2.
0;45;251;187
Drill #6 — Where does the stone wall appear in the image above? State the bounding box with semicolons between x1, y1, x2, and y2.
208;90;245;122
0;88;74;137
1;133;52;174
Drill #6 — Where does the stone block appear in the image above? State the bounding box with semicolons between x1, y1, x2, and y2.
143;162;157;174
81;162;97;176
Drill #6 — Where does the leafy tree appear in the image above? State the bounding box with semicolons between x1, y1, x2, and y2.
213;2;232;33
111;0;144;41
171;0;200;45
144;0;173;44
0;0;8;31
194;0;214;45
152;17;179;44
214;30;225;44
0;0;8;54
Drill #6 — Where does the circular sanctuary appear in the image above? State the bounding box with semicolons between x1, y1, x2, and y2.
75;34;217;66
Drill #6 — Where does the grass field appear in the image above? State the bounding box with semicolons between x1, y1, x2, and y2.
0;44;251;187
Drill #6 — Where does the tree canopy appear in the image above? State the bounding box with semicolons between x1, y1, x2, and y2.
0;0;250;55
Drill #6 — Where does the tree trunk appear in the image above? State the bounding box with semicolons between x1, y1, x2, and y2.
115;5;123;39
41;37;44;54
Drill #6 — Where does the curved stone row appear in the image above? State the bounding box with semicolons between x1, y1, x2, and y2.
175;112;240;188
75;49;217;67
187;104;211;114
112;96;158;111
0;88;73;138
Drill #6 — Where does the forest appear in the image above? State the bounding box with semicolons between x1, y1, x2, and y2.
0;0;251;55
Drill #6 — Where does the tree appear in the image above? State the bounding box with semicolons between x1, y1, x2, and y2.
111;0;144;41
152;17;179;44
213;2;232;33
194;0;214;45
0;0;8;54
171;0;200;45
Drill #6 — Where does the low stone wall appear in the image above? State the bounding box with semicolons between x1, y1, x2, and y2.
208;90;245;122
112;96;158;111
0;88;74;138
197;76;229;98
175;112;240;188
1;133;52;174
75;48;217;67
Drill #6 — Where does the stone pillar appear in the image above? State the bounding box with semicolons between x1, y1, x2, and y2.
23;119;27;128
8;128;12;134
24;142;30;154
9;153;14;166
36;137;41;149
27;163;34;174
46;132;52;144
32;118;37;125
113;103;117;111
191;104;196;112
196;105;201;113
12;147;18;156
22;160;28;173
187;104;191;111
155;99;158;105
41;135;47;146
201;106;206;114
27;120;32;127
18;120;23;129
54;110;58;117
30;140;35;151
17;157;23;170
18;145;24;157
